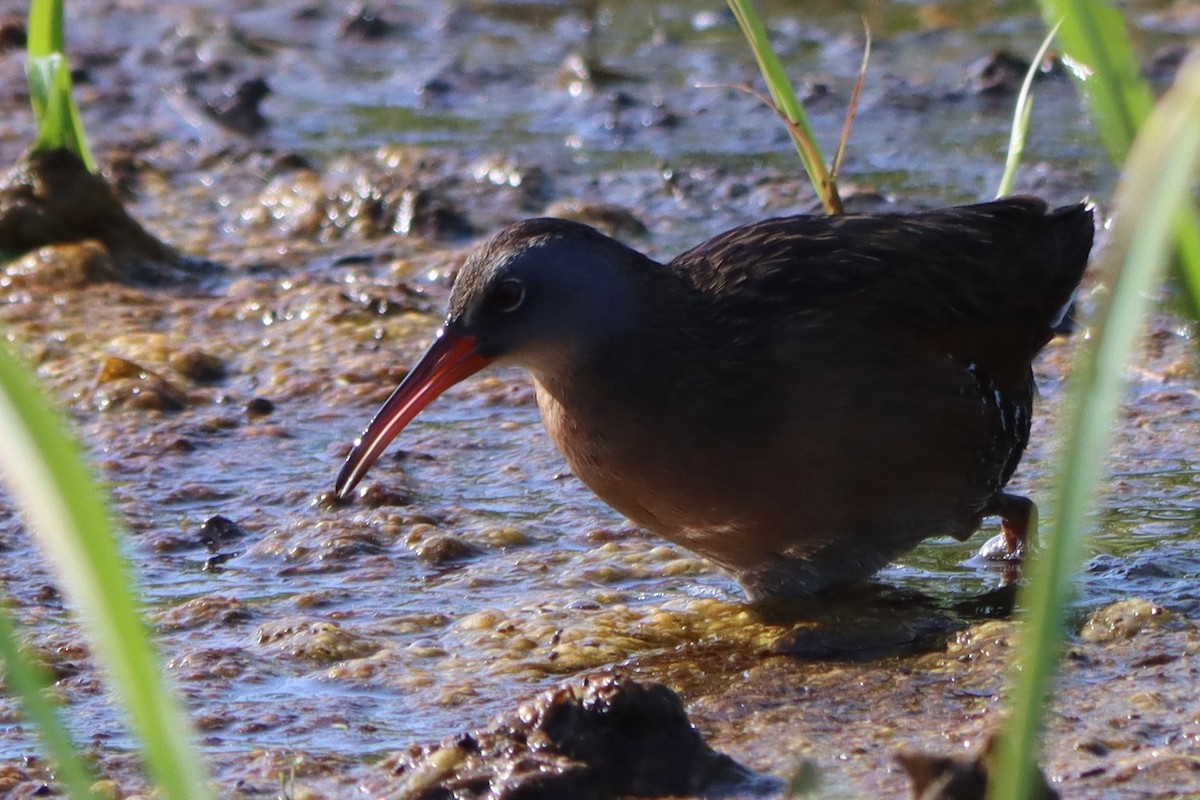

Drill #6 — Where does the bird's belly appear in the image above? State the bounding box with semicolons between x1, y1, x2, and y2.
533;355;1023;598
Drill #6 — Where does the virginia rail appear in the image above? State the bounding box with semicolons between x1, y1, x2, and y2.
335;197;1093;600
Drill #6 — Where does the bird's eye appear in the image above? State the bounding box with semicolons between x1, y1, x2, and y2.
487;279;525;313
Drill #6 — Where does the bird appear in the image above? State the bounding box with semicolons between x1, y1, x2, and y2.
334;196;1094;601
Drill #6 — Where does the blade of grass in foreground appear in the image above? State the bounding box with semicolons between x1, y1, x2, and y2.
1035;0;1151;154
0;604;98;799
726;0;842;214
1036;0;1200;318
988;56;1200;800
25;0;95;171
0;343;213;800
995;22;1061;198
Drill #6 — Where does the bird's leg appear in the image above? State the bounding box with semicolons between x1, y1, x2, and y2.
998;492;1036;559
977;492;1038;562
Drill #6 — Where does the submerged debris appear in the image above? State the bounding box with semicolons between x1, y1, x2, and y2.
377;673;764;799
192;75;271;137
967;49;1060;96
543;200;648;239
169;348;228;383
898;735;1058;800
340;3;402;40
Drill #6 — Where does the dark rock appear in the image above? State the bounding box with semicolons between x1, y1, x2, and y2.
204;76;271;136
0;149;216;285
198;515;248;551
170;349;228;383
380;674;761;799
1144;44;1190;86
246;397;276;418
393;187;473;240
898;735;1058;799
968;49;1059;96
340;4;398;40
0;17;26;51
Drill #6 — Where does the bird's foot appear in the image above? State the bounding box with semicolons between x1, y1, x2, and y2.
977;493;1037;562
977;531;1020;561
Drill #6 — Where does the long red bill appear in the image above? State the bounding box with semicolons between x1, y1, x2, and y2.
335;330;492;499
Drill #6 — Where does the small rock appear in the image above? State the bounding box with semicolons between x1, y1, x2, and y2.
197;515;247;551
88;779;121;800
156;595;250;631
968;49;1062;96
195;76;271;136
393;187;472;240
94;356;188;412
1080;598;1169;643
254;618;382;662
169;349;227;383
969;50;1033;95
246;397;275;418
412;533;477;565
2;239;120;288
354;484;414;508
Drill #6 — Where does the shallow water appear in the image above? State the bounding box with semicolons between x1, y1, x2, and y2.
0;0;1198;796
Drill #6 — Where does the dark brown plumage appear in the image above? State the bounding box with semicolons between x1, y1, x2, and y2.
336;197;1093;600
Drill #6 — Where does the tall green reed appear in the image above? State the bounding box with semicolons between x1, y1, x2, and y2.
726;0;846;213
1036;0;1200;316
0;341;215;800
0;598;97;798
989;26;1200;800
996;23;1062;198
25;0;94;171
0;2;214;798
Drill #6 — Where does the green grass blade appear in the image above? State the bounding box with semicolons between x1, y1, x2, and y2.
1172;212;1200;316
26;55;67;153
726;0;818;146
25;0;95;171
26;0;65;56
989;57;1200;800
0;343;214;800
0;604;98;799
1036;0;1152;156
832;21;871;183
996;22;1061;198
1036;0;1200;320
726;0;841;214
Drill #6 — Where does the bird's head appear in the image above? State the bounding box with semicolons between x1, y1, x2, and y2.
334;218;647;498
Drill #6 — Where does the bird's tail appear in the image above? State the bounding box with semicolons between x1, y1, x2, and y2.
1046;202;1096;333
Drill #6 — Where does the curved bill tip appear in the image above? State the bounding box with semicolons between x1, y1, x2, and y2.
334;330;491;499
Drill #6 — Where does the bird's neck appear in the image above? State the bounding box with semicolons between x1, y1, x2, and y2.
530;300;722;451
